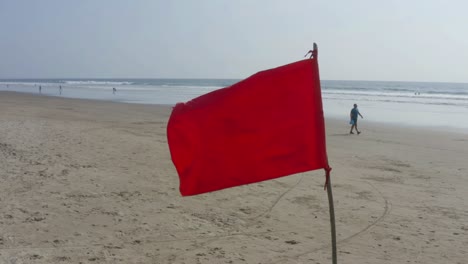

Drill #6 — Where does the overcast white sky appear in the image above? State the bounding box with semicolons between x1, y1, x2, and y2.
1;0;467;82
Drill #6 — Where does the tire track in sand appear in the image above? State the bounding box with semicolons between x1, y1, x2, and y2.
271;180;391;263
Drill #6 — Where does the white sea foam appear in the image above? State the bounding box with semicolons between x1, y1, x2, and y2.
63;81;133;85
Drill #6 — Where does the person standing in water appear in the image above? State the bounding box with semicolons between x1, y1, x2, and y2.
59;85;62;95
39;85;42;94
350;103;363;134
113;87;116;94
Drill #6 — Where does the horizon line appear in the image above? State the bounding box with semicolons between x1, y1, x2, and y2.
1;78;467;85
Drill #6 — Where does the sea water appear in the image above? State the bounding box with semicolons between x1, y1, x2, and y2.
1;79;468;131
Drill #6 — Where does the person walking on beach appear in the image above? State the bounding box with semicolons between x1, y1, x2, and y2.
39;85;42;94
59;85;62;95
350;103;363;134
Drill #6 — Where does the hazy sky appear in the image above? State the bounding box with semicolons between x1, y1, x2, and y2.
1;0;467;82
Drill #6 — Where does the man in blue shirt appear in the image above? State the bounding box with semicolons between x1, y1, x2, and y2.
350;104;363;134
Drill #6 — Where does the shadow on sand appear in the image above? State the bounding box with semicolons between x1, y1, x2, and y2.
329;133;355;137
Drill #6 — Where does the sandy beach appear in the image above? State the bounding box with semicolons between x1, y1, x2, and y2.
0;91;467;264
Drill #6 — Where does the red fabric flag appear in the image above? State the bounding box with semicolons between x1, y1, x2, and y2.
167;57;329;196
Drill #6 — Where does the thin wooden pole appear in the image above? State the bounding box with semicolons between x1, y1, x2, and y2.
326;174;337;264
309;43;337;263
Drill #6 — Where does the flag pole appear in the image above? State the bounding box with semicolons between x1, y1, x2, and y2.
326;169;337;264
308;43;338;264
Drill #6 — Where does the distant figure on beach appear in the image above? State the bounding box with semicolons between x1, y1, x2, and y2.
39;85;42;94
59;85;62;95
350;104;363;134
113;87;116;94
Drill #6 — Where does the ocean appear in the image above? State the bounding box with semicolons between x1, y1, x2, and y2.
1;78;468;132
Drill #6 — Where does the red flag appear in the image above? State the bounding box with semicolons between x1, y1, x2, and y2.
167;57;329;196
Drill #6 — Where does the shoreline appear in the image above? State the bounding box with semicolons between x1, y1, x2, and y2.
2;90;466;135
1;91;467;263
0;90;174;107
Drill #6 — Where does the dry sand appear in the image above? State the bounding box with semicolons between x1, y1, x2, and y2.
0;92;467;264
